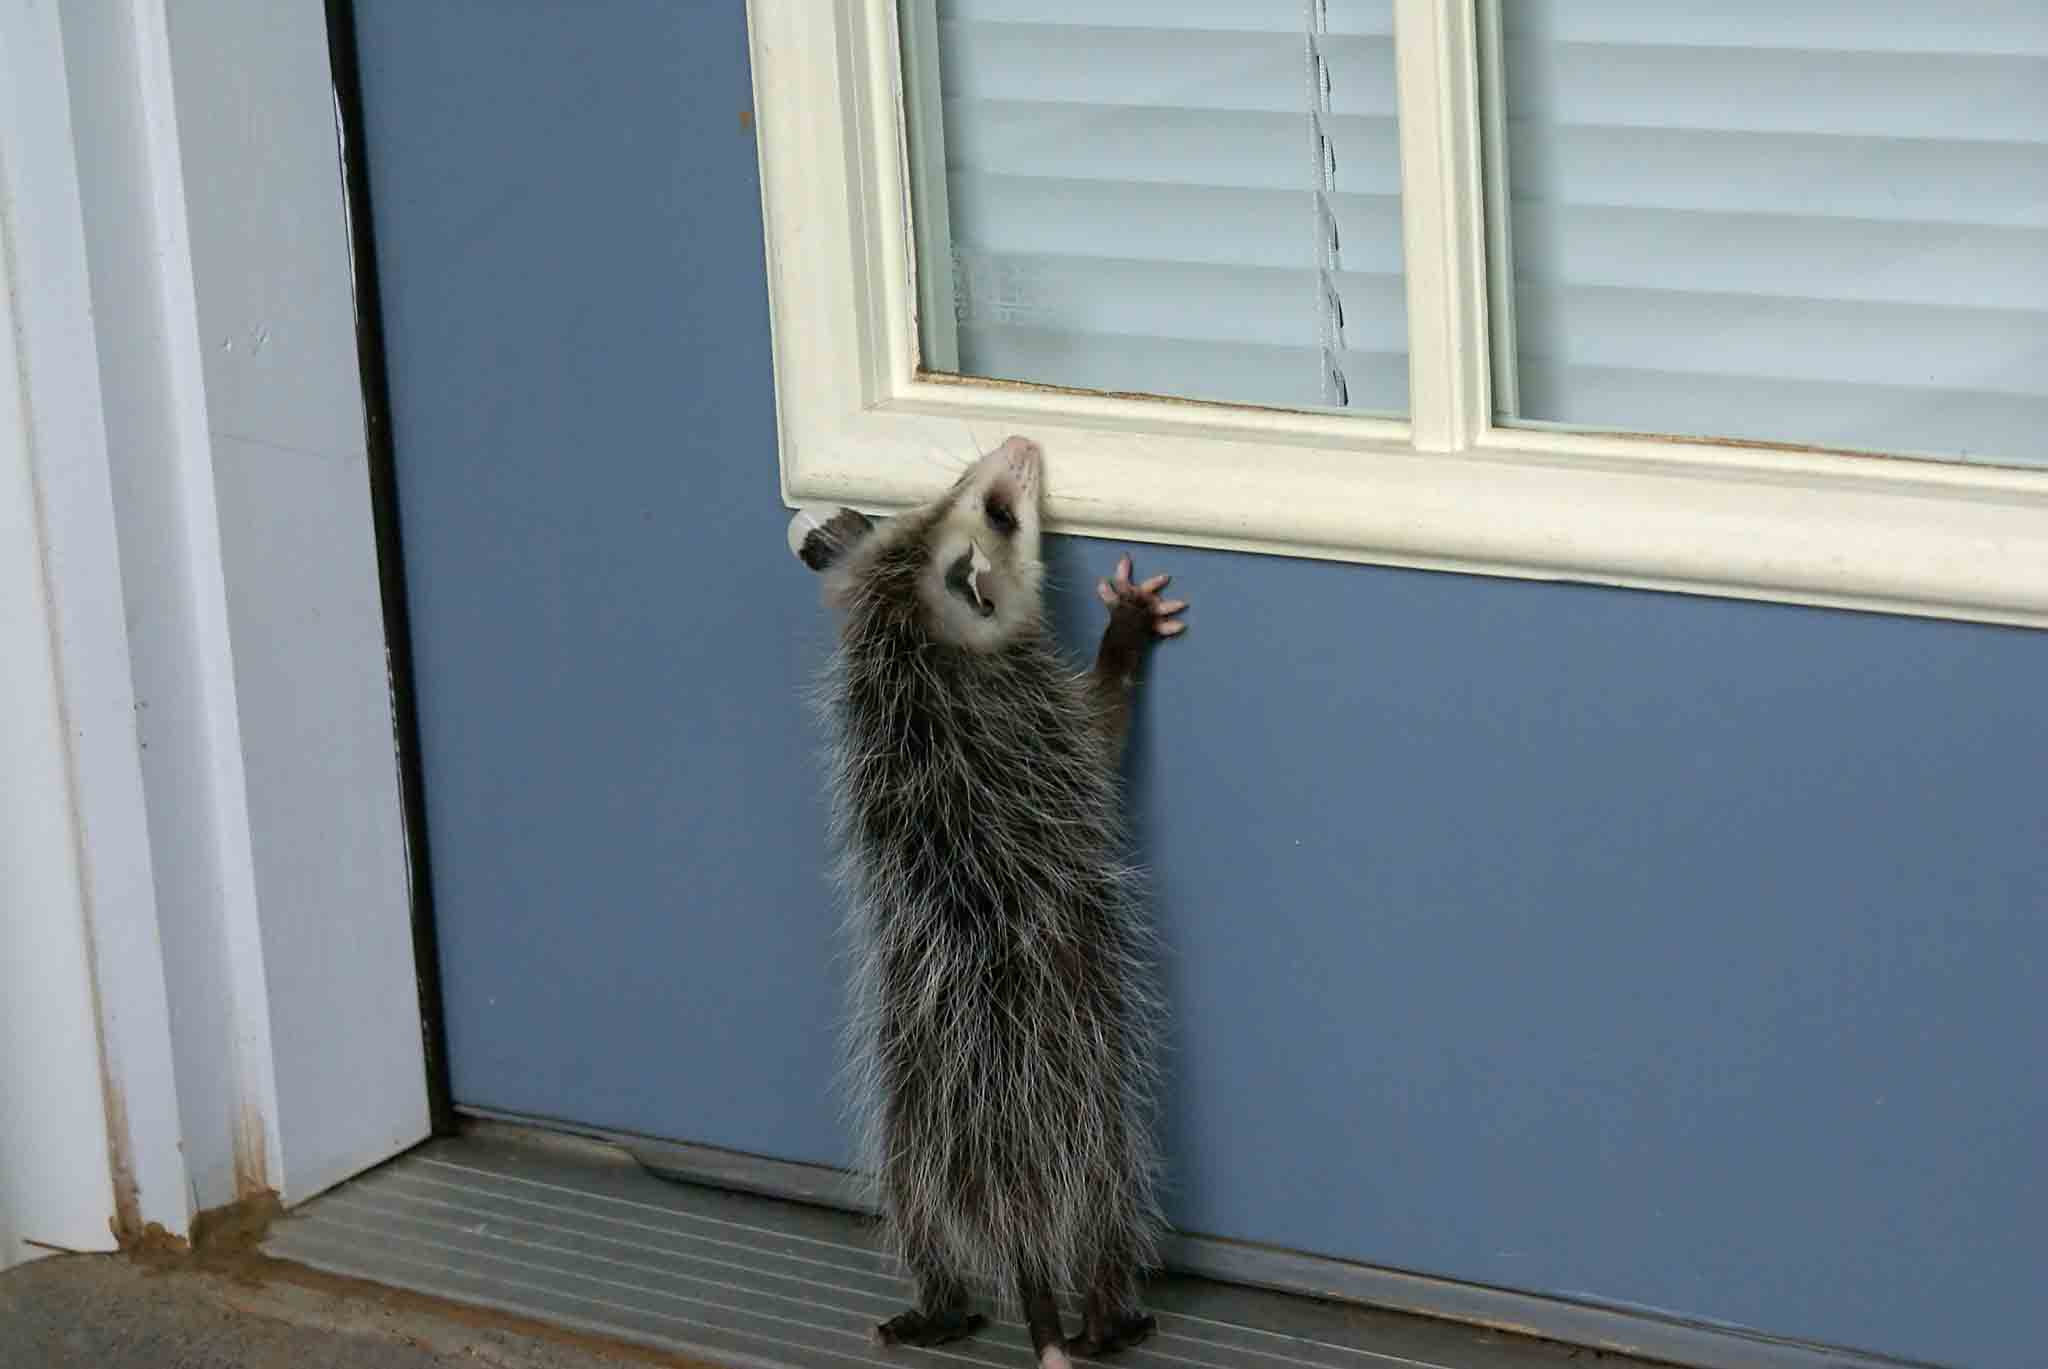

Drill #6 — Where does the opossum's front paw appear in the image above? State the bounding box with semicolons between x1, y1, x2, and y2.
1095;555;1187;638
1065;1310;1156;1358
874;1306;986;1348
790;505;874;572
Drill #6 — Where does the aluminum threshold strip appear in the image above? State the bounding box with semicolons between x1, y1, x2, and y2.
462;1107;1934;1369
266;1126;1661;1369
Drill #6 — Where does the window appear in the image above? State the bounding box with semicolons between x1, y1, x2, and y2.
901;1;1408;416
1485;3;2048;466
747;1;2048;629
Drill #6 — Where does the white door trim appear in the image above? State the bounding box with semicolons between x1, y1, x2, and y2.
0;0;426;1265
0;0;192;1253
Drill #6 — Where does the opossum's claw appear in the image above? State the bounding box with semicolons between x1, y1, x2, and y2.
874;1307;986;1348
1099;555;1188;639
1065;1310;1157;1358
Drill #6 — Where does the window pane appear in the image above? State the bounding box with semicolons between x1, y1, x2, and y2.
1485;1;2048;468
900;1;1407;417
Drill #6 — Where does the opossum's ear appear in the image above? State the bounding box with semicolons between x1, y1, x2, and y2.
789;506;874;572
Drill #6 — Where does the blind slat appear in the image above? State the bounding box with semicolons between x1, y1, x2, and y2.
944;101;1401;195
1510;209;2048;313
1517;287;2046;395
1509;0;2048;58
1508;43;2048;143
960;326;1411;414
952;250;1408;353
946;175;1405;274
1516;364;2048;464
943;0;1393;39
1504;127;2048;229
939;22;1396;120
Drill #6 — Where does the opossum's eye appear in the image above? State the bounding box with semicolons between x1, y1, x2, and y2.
984;497;1017;537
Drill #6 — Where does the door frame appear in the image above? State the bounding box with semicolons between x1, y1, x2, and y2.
0;0;436;1260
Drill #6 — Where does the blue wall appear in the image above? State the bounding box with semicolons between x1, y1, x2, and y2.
352;5;2046;1366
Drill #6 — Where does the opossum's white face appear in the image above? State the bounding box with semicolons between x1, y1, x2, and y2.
920;435;1044;652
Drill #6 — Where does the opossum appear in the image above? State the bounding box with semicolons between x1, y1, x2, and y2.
793;436;1186;1367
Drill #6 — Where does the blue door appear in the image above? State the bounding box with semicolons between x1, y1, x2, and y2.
350;6;2048;1368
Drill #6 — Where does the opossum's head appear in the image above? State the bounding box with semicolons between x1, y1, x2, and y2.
916;435;1044;651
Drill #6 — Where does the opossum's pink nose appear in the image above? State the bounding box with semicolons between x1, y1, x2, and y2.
994;435;1041;490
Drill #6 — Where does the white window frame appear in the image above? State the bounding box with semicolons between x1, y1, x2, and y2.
747;0;2048;629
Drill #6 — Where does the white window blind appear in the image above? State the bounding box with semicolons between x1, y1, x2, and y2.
1491;1;2048;467
904;0;1410;416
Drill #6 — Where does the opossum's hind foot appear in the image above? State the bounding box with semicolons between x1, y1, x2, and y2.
1019;1276;1071;1368
873;1305;986;1349
1065;1311;1157;1359
879;1234;983;1349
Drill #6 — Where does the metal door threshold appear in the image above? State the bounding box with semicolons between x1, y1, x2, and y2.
265;1127;1656;1369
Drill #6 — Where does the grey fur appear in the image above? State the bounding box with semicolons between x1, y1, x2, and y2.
807;464;1166;1324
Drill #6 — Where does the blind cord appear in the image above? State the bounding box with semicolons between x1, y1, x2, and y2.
1306;0;1349;406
